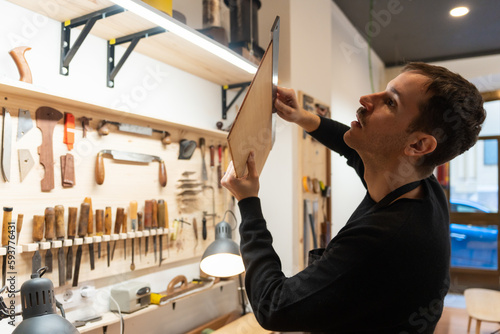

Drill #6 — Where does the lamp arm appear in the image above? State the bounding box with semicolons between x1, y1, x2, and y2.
222;210;238;231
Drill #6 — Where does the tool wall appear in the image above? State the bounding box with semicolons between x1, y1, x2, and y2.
297;91;332;270
0;81;231;289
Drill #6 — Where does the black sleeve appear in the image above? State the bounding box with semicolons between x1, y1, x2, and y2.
238;197;387;332
308;117;365;187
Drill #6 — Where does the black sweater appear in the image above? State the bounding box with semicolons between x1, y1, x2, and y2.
238;117;450;333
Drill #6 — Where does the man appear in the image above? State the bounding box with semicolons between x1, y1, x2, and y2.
221;62;486;333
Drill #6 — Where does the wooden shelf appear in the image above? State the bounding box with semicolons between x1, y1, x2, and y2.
0;78;227;139
76;280;232;333
6;0;257;86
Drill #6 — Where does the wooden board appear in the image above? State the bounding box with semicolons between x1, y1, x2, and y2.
227;41;273;178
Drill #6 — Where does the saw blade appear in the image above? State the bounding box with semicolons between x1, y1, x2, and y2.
17;108;33;140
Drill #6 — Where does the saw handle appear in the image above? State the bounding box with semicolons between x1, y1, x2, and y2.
9;46;32;83
95;152;105;185
167;275;188;294
55;205;65;239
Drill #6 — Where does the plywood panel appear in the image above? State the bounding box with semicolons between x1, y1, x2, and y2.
227;42;273;178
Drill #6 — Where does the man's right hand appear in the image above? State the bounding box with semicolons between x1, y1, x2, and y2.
275;86;321;133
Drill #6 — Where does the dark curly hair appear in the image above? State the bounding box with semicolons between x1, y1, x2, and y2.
403;62;486;174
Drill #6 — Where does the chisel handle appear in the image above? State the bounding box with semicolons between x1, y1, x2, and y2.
16;214;23;244
130;201;138;230
122;211;127;233
2;207;13;247
114;208;124;234
96;209;104;236
138;212;144;231
67;207;78;238
95;152;105;185
104;207;112;235
159;160;167;187
202;217;207;240
55;205;65;239
209;145;215;167
84;197;94;235
78;203;90;238
144;200;153;230
193;218;198;240
44;207;55;241
157;200;166;228
152;200;158;229
33;215;45;242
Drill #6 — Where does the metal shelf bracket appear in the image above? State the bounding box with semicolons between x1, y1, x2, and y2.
107;27;166;88
60;5;125;76
221;82;251;119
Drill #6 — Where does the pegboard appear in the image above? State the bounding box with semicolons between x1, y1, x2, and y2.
0;81;234;289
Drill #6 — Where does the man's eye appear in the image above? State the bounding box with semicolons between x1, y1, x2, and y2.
386;99;396;107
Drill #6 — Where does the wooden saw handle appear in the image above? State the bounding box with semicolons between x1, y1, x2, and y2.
9;46;32;83
36;106;63;192
166;275;188;294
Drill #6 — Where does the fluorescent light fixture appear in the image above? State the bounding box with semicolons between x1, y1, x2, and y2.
110;0;257;74
450;6;469;17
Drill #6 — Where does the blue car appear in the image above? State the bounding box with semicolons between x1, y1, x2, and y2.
450;199;491;213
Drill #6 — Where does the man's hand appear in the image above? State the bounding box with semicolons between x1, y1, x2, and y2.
275;86;321;132
221;152;260;201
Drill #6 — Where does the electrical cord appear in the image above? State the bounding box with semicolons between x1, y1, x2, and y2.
222;210;238;231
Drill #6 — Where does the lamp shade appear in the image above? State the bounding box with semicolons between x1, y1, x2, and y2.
12;272;79;334
200;221;245;277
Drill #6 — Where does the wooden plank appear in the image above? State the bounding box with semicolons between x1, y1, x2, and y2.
212;313;273;334
227;42;273;178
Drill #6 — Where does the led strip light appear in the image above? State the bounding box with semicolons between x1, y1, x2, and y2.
110;0;258;74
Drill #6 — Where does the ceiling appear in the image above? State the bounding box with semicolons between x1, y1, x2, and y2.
333;0;500;67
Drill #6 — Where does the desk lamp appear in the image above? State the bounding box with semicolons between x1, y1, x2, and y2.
12;267;79;334
200;211;244;278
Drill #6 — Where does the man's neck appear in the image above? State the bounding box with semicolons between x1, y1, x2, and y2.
363;159;425;203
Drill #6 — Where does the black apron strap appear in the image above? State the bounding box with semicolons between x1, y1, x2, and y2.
367;180;422;214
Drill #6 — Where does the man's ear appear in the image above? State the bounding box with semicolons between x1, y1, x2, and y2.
405;132;437;157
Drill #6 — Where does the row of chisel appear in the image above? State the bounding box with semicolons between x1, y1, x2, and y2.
28;198;170;287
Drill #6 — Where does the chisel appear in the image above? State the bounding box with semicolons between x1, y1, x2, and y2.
2;207;13;287
73;202;89;287
32;215;44;274
95;209;104;260
16;214;23;244
137;212;143;261
122;210;127;260
84;197;95;270
209;145;215;182
55;205;65;287
144;200;152;256
217;144;222;188
129;201;137;271
44;207;55;273
66;207;77;281
111;208;124;260
199;138;208;181
157;200;165;266
104;207;112;267
152;199;158;263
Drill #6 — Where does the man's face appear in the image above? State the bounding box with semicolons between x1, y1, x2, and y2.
344;71;431;162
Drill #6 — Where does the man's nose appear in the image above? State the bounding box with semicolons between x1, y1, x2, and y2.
359;92;383;112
